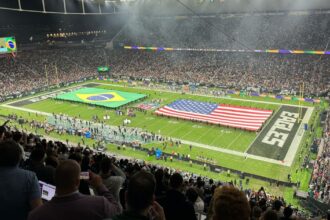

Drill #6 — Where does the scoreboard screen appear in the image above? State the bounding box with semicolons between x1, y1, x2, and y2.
0;37;17;54
97;66;110;72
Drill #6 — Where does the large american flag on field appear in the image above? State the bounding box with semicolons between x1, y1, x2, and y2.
155;99;272;131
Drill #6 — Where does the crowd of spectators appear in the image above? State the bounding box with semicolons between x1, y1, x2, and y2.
0;47;105;100
309;112;330;204
95;46;318;96
3;46;326;100
0;12;329;101
108;50;329;96
113;13;330;96
0;122;315;220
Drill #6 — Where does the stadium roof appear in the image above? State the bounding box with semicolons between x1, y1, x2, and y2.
0;0;330;15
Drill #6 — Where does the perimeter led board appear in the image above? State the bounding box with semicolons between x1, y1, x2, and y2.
0;37;17;54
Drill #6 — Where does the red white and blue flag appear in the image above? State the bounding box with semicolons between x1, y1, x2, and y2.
136;103;154;110
155;99;272;131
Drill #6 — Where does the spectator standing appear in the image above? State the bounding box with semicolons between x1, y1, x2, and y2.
0;140;42;220
112;171;166;220
273;200;284;219
99;157;126;203
160;173;197;220
186;187;205;215
27;148;55;184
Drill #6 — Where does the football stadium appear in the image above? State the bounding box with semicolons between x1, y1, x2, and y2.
0;0;329;219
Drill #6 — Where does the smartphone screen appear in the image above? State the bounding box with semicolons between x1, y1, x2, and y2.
39;181;56;201
80;172;90;180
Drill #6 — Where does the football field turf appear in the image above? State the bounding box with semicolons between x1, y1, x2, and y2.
0;80;319;182
21;83;279;153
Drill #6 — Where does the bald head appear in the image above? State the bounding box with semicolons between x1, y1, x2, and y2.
55;160;81;194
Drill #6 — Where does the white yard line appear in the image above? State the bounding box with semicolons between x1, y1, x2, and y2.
132;116;155;128
226;132;242;149
166;121;189;136
209;132;225;146
180;128;196;139
194;126;216;142
1;104;52;116
180;139;291;166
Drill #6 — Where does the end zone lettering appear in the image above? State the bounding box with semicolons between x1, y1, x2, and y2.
261;111;299;148
248;105;307;160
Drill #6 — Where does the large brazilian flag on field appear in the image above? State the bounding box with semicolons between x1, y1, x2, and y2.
56;87;146;108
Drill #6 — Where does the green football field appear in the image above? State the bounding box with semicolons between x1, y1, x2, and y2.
25;84;279;152
0;80;323;185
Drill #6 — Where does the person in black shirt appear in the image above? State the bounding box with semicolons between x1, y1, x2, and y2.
160;173;197;220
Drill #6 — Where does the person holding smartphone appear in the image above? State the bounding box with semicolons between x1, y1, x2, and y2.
28;160;122;220
99;157;126;204
111;171;166;220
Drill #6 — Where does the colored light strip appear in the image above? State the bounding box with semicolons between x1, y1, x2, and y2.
124;45;330;55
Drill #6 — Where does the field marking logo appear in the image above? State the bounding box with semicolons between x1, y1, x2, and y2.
247;105;307;162
76;92;125;102
261;111;299;148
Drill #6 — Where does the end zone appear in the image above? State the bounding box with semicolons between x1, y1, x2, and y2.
247;105;313;166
